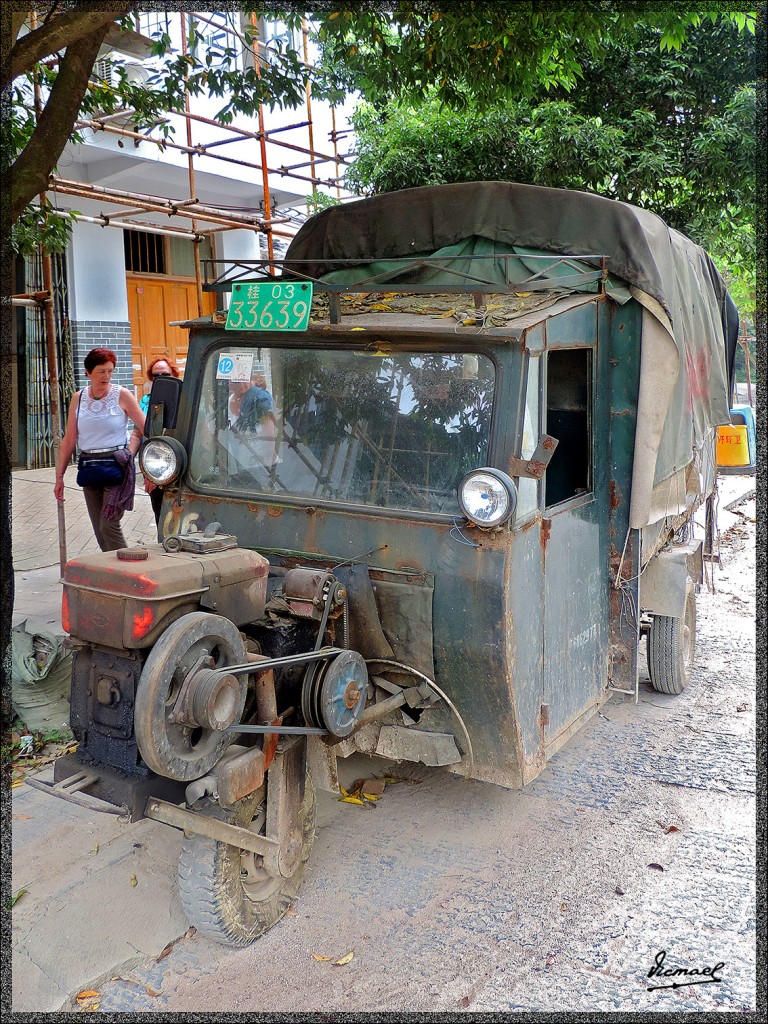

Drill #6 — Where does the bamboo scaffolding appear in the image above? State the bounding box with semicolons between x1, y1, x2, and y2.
24;9;358;478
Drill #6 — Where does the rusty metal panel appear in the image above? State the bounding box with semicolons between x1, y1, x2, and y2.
375;725;461;766
541;299;610;740
504;521;546;781
639;540;703;619
542;510;606;740
545;298;599;348
216;745;266;807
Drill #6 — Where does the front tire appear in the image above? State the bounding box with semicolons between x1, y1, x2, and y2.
178;773;316;946
648;581;696;695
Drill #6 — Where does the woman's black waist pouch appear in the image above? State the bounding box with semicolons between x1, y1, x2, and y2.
76;451;126;488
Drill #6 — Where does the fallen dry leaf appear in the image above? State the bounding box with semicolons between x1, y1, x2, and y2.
285;907;299;916
311;952;333;962
130;873;138;887
664;825;681;834
91;844;100;855
560;902;568;912
12;814;32;821
332;951;354;966
11;887;29;907
361;778;386;797
76;990;101;1001
156;928;194;962
146;986;162;997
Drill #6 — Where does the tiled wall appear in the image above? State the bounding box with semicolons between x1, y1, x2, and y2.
70;321;133;389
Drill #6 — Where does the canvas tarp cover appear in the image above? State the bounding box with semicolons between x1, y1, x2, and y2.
285;182;738;527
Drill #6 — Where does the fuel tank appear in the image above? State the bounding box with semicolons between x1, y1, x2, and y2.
62;545;269;649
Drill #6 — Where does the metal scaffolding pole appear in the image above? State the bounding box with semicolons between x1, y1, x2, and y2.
251;13;274;267
180;14;204;316
20;7;357;482
302;19;317;203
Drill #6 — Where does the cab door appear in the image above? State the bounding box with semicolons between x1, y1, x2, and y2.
541;315;610;748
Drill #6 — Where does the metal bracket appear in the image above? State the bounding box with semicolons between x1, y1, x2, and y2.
144;796;280;857
25;771;127;815
508;434;559;479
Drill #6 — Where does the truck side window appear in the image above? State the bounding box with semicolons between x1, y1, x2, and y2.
545;348;593;507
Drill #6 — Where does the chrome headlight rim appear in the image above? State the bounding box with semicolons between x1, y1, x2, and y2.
139;437;187;486
457;467;518;529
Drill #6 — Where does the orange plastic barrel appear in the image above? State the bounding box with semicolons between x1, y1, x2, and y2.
716;424;750;467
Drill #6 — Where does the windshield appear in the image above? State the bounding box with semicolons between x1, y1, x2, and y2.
189;347;495;515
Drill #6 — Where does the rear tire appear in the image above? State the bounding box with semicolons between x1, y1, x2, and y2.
178;773;316;946
648;581;696;695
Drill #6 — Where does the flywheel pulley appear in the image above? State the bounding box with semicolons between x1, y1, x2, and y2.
301;650;368;738
135;612;247;781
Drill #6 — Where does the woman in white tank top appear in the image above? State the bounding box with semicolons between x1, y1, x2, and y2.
54;347;145;551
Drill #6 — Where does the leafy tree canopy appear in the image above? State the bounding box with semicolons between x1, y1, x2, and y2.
347;19;757;315
1;3;756;245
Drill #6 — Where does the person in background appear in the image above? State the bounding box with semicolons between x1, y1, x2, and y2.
139;356;180;414
139;357;181;525
228;373;273;432
54;347;145;552
227;373;278;473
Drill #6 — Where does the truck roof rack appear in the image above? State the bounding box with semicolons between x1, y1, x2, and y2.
201;253;610;298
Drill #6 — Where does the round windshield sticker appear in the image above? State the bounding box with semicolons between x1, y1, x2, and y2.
216;352;254;380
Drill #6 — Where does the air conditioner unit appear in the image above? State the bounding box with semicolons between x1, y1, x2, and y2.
124;63;151;86
90;63;153;127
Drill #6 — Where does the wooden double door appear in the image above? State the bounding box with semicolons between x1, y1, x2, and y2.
127;275;216;394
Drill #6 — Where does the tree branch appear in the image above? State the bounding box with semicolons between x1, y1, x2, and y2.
8;26;112;226
4;6;131;89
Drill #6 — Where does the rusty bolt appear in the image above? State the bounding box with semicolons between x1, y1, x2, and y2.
343;683;361;708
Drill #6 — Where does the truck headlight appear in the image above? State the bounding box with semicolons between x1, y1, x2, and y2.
458;468;517;528
139;437;187;486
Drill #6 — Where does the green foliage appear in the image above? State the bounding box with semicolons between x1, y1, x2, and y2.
9;207;78;256
305;5;755;110
305;191;341;215
347;18;756;318
4;4;756;253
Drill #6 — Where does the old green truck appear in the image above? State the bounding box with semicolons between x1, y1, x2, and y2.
36;182;738;946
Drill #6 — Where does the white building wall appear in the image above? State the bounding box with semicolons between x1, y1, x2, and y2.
67;221;132;388
217;229;263;308
68;221;129;323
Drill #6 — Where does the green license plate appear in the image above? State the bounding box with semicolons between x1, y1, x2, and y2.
225;280;314;331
